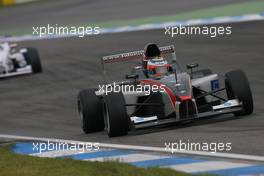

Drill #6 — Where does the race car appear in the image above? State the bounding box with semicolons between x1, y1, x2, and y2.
77;43;253;137
0;42;42;78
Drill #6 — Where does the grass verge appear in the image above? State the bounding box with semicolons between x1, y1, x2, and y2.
0;144;211;176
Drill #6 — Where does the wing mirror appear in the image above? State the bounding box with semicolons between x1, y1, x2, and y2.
186;63;199;78
186;63;199;70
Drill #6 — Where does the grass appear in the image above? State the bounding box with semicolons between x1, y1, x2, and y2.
0;144;210;176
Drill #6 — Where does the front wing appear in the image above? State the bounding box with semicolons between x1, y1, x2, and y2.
0;65;32;79
130;99;243;130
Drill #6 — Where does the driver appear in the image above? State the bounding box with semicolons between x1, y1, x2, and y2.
143;43;173;79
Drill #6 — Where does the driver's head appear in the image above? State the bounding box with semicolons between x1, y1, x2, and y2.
145;56;172;79
143;43;172;79
143;43;161;70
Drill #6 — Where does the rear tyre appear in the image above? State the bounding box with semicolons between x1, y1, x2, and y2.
103;92;129;137
24;47;42;73
77;89;104;133
225;70;253;116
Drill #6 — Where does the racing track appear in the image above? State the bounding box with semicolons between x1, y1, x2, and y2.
0;21;263;155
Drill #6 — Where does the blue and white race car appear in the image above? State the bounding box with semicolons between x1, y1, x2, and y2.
0;42;42;78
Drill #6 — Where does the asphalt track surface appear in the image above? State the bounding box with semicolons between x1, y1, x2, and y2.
0;0;249;32
0;20;263;156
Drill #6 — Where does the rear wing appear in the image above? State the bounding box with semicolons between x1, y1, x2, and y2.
101;45;177;81
101;45;176;64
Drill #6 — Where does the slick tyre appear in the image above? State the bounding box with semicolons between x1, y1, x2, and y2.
77;89;104;133
24;47;42;73
225;70;253;116
103;92;129;137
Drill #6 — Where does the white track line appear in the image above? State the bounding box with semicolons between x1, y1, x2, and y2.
1;134;264;162
30;148;99;158
165;161;253;173
1;13;264;42
85;153;168;162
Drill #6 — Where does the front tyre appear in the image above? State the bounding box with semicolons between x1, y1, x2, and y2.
225;70;253;116
77;89;104;133
24;47;42;73
103;92;129;137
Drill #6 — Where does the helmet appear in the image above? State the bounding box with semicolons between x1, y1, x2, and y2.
143;43;172;79
145;56;172;79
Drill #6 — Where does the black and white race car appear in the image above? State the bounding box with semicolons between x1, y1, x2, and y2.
0;42;42;78
77;43;253;137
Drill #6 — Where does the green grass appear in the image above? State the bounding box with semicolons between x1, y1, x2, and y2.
0;144;211;176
